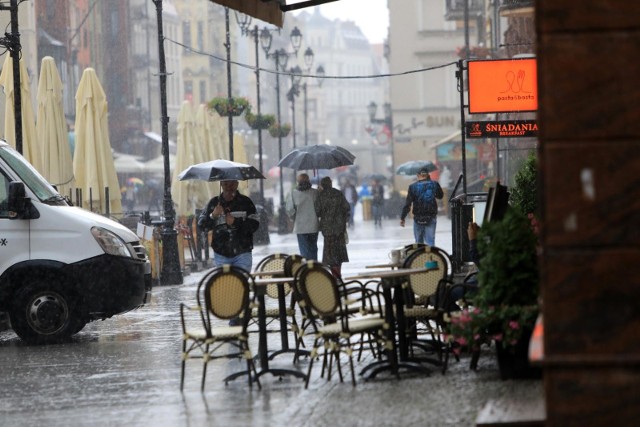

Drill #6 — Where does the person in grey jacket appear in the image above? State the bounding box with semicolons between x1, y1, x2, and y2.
286;173;319;260
316;176;350;279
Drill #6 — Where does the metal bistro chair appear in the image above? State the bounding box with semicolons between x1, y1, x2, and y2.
249;254;300;345
400;245;451;363
179;265;260;391
297;261;387;388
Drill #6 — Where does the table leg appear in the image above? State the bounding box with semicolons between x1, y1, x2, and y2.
361;277;431;380
255;287;307;381
268;282;310;361
257;293;270;372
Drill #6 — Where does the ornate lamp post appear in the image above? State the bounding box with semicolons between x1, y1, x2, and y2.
261;27;303;234
152;0;182;285
302;64;325;146
287;65;303;150
235;12;279;204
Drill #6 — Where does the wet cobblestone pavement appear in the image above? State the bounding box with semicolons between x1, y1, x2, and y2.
0;217;543;426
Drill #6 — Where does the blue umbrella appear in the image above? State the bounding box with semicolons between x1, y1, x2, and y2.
395;160;437;176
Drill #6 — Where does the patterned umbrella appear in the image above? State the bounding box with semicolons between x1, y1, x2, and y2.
178;159;265;182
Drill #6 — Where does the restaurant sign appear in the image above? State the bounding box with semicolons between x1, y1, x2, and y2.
466;120;539;138
468;58;537;114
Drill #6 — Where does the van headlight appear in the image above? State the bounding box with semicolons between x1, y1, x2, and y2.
91;227;133;258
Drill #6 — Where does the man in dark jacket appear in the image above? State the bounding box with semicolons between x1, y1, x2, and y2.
400;167;443;246
198;180;260;273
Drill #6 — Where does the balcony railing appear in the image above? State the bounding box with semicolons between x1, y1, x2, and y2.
499;0;535;12
445;0;484;21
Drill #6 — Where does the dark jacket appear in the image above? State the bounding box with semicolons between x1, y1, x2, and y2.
371;183;384;206
198;192;259;257
400;179;443;224
315;187;350;236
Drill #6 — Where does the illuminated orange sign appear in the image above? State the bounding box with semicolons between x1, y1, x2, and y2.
468;59;538;114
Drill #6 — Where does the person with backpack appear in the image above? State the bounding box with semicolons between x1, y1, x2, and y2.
400;167;443;246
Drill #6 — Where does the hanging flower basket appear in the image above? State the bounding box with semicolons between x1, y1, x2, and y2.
208;97;250;117
268;123;292;138
245;111;276;130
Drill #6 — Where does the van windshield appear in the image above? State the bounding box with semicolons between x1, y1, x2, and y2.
0;145;60;202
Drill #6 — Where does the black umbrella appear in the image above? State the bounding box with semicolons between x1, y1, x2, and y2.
395;160;437;176
278;144;355;170
178;159;265;181
362;173;388;183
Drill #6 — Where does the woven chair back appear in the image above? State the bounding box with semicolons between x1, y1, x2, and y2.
298;262;339;317
204;266;250;321
256;253;290;298
403;246;448;298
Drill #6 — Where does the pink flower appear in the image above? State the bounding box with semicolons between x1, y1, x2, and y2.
509;320;520;330
474;334;481;341
509;339;518;346
493;333;503;341
457;337;467;346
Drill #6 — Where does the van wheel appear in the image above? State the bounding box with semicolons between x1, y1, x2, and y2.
10;281;78;344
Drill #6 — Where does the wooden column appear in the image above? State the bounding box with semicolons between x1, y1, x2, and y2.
537;2;640;425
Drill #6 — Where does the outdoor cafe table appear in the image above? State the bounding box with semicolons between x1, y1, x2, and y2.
252;276;306;381
365;262;402;270
250;270;285;278
344;267;436;380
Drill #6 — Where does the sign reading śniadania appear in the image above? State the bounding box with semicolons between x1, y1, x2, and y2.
466;120;539;138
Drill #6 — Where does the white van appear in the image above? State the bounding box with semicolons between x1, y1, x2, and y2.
0;140;151;344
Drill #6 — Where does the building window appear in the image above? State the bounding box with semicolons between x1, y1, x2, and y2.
197;21;204;51
184;80;193;99
182;21;191;53
110;11;119;40
199;80;206;104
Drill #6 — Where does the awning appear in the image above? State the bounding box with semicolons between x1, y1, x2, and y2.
431;130;461;149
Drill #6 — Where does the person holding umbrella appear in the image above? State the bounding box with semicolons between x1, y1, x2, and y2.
400;167;444;246
198;180;260;275
316;176;351;279
286;173;319;260
371;178;385;228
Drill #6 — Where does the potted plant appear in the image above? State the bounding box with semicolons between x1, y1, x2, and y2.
245;110;276;130
448;207;540;379
448;155;541;379
208;96;250;117
268;122;291;138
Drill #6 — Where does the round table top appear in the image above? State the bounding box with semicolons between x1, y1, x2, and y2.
345;267;436;281
253;276;294;286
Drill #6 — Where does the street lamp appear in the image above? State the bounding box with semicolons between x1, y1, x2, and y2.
261;27;303;234
223;7;234;159
287;65;303;150
152;0;182;285
234;12;279;205
302;64;325;146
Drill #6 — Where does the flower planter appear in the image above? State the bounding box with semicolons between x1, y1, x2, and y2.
268;124;291;138
494;328;542;380
208;97;250;117
245;112;275;130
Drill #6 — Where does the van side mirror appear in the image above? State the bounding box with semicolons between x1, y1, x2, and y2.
8;181;26;219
